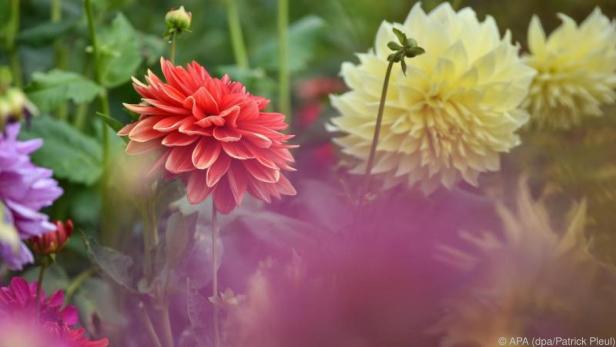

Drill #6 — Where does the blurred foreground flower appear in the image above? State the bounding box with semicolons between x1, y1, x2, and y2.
435;181;616;345
525;8;616;129
331;3;535;193
119;58;296;213
30;220;73;256
0;123;62;269
0;277;109;347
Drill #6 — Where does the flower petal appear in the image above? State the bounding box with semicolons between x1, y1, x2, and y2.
192;138;221;169
206;154;231;187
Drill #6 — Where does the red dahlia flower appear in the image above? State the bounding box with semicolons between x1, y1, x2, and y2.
119;58;297;213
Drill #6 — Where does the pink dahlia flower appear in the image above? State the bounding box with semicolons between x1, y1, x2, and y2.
119;58;296;213
0;277;108;347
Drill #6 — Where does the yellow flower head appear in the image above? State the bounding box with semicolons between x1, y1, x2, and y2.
435;180;616;345
525;8;616;129
331;3;535;194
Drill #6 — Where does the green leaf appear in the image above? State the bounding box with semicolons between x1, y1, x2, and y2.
82;233;138;293
98;13;143;88
20;115;103;185
252;16;326;73
25;70;103;112
17;19;78;47
96;112;125;133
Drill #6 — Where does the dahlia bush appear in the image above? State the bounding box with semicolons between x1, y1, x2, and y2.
1;1;615;346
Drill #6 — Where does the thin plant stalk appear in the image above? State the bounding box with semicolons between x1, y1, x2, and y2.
84;0;112;244
160;304;174;347
6;0;22;87
277;0;291;119
139;302;164;347
51;0;68;120
360;60;395;199
35;261;49;314
225;0;249;69
169;31;177;64
211;205;221;347
65;267;96;303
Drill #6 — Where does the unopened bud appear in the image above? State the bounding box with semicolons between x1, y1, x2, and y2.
165;6;192;33
30;220;73;256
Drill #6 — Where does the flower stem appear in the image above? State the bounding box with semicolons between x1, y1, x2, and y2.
84;0;112;242
211;205;221;347
6;0;22;88
225;0;249;69
35;261;48;315
65;267;96;303
51;0;68;120
277;0;291;119
169;31;177;64
361;60;395;198
139;302;164;347
160;303;174;347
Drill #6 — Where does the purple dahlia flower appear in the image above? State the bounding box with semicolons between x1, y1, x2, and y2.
0;123;62;269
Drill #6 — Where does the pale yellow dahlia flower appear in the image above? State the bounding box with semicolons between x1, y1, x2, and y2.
525;8;616;129
435;181;616;346
330;3;535;194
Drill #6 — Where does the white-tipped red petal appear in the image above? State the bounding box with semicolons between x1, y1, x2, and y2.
192;138;221;169
187;170;212;204
206;154;231;187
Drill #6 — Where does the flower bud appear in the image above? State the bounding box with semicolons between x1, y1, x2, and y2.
0;87;37;131
165;6;192;33
30;220;73;256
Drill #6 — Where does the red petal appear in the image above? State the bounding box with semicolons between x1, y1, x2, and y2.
213;127;242;142
187;170;212;204
192;87;219;114
161;132;197;147
239;131;272;148
213;178;237;213
126;140;160;155
195;116;225;128
128;117;165;142
247;179;272;203
221;141;253;160
192;138;221;169
153;116;190;132
243;159;280;183
275;174;296;196
165;146;195;173
117;122;137;136
206;154;231;187
220;105;240;127
227;163;248;205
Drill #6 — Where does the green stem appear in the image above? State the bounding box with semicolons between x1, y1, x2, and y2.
277;0;291;119
139;302;164;347
35;262;49;315
160;303;174;347
211;205;221;347
225;0;249;69
6;0;22;88
84;0;112;242
65;267;96;303
361;60;395;199
52;0;68;120
170;31;177;64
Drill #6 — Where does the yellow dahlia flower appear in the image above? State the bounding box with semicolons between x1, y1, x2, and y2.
525;8;616;129
435;180;616;345
331;3;535;193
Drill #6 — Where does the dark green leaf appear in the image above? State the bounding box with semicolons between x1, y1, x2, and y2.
98;13;143;88
82;233;137;292
17;19;78;46
26;70;103;112
20;115;103;185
